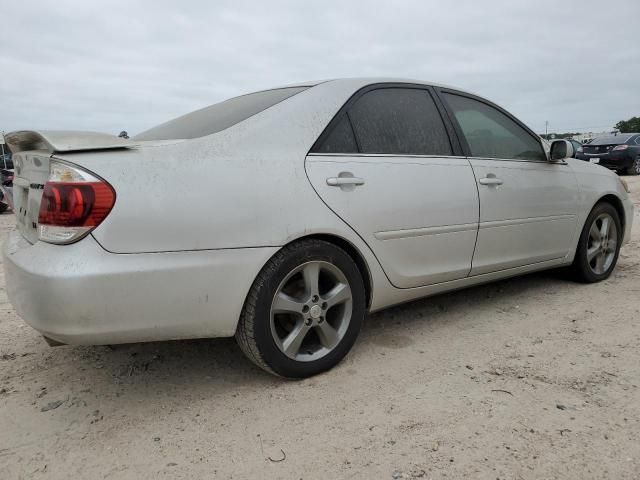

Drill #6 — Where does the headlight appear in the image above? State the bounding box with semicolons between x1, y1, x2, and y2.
618;177;630;193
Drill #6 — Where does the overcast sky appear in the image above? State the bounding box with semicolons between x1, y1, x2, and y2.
1;0;639;137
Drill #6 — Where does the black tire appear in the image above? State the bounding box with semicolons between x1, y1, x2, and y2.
0;203;7;214
235;239;366;378
570;202;622;283
624;156;640;176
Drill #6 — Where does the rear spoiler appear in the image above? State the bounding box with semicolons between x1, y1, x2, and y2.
4;130;136;154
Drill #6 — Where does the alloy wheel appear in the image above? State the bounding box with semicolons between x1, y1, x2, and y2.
270;261;353;362
586;213;618;275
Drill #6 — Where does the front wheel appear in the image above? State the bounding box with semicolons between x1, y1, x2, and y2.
236;239;366;378
625;156;640;176
570;202;622;283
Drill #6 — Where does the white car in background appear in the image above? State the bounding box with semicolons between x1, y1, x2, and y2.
3;78;634;377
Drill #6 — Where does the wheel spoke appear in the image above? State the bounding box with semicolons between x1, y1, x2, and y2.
323;282;351;309
606;238;617;254
315;321;339;349
272;292;305;315
599;216;610;238
282;322;311;357
587;245;600;262
594;252;606;273
589;222;601;242
302;263;320;298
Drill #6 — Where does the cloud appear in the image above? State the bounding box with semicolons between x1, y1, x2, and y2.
1;0;638;135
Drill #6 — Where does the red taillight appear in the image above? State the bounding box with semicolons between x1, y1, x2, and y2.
38;182;115;227
37;160;116;244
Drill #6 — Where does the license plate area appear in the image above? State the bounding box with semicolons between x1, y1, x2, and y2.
590;158;600;164
13;180;42;244
13;185;33;238
15;185;29;228
12;153;49;244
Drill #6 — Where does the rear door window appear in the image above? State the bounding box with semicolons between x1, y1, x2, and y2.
346;88;452;155
313;114;358;153
443;93;546;161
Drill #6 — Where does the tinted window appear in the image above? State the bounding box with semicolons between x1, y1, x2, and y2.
347;88;452;155
443;93;545;161
135;87;308;141
314;114;358;153
635;136;640;145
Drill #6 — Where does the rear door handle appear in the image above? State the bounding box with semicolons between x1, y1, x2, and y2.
326;177;365;187
478;177;503;186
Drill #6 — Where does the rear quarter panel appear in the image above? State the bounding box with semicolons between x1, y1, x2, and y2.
57;81;361;253
54;80;396;310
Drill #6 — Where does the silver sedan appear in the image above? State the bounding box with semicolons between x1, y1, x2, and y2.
3;78;634;377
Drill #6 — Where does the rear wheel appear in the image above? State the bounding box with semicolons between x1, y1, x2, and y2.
625;156;640;175
235;239;366;378
570;202;621;282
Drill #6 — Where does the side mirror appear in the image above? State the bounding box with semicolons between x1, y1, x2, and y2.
549;140;574;161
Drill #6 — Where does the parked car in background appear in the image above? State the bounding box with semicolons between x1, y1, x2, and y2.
576;133;640;175
0;168;14;213
567;139;583;158
0;153;13;213
0;153;13;169
2;78;635;378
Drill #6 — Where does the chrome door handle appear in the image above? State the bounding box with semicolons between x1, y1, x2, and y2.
478;177;503;186
326;177;365;187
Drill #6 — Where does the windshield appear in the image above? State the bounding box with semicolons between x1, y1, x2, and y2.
590;135;633;145
134;86;309;141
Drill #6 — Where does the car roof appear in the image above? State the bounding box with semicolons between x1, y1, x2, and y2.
269;77;477;96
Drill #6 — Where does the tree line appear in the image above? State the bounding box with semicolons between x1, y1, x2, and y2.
615;117;640;133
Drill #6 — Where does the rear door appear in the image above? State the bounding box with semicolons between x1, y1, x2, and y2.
438;90;579;275
305;85;480;288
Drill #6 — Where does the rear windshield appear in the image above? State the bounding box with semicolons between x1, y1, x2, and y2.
589;135;633;145
134;87;309;141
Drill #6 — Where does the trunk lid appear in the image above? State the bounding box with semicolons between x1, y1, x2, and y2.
4;130;136;244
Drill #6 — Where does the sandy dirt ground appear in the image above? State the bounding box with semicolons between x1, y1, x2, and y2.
1;176;639;480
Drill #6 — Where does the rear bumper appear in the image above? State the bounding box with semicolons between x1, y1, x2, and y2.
3;230;277;345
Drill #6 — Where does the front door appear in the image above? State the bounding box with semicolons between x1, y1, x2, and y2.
305;86;480;288
439;91;579;275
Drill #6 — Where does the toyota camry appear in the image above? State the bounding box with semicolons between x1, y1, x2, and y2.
3;78;634;377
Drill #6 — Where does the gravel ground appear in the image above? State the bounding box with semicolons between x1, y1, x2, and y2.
1;176;639;480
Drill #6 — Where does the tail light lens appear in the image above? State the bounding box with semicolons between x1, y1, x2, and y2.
613;145;629;151
38;160;116;244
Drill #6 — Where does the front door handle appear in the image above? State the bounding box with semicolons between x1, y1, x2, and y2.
326;177;365;187
478;176;503;186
